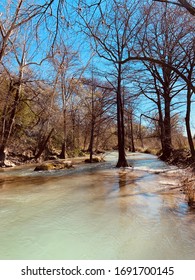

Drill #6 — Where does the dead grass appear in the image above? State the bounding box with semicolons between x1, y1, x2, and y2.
136;146;161;155
181;175;195;208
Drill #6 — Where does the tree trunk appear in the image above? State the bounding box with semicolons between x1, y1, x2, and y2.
95;123;101;152
156;91;166;154
60;94;67;159
185;89;195;160
130;111;135;152
88;79;95;163
59;94;67;158
59;142;66;159
116;64;129;167
139;115;144;148
0;146;6;166
70;109;76;150
162;95;172;159
89;120;95;162
35;128;54;160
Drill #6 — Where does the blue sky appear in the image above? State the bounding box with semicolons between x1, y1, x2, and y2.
0;0;194;138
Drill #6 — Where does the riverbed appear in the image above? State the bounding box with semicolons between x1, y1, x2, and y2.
0;152;194;259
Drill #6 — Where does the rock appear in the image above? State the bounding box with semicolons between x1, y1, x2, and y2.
3;160;16;167
34;163;54;171
85;156;105;163
22;150;34;159
34;160;73;171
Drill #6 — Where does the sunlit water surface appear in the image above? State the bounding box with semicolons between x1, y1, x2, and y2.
0;152;195;259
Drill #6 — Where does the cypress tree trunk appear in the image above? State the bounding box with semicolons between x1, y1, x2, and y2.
130;111;135;152
116;64;129;167
161;94;172;160
59;109;67;159
0;146;6;166
185;88;195;160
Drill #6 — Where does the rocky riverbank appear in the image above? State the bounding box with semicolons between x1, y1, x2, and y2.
0;148;105;168
164;149;195;170
165;149;195;208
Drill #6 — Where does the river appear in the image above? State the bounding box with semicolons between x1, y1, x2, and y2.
0;152;194;260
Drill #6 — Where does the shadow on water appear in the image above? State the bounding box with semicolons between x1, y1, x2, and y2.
1;152;195;259
0;161;114;190
118;170;128;189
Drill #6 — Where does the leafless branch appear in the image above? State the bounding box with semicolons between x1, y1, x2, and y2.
153;0;195;15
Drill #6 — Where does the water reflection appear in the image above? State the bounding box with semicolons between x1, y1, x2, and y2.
0;153;195;259
118;170;128;189
0;178;5;189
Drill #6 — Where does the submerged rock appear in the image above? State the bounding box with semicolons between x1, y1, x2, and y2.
34;160;73;171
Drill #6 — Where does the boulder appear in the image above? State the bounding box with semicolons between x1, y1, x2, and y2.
34;160;73;171
3;160;16;167
85;156;105;163
22;150;34;159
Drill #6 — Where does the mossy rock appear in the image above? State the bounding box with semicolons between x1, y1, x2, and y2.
85;156;105;163
34;160;73;171
34;163;54;171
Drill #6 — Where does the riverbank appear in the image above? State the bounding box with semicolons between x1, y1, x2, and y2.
131;148;195;207
161;149;195;208
0;150;106;171
1;147;195;168
165;149;195;170
0;151;91;168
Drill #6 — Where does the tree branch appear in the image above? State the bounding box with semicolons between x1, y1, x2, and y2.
153;0;195;15
122;55;195;93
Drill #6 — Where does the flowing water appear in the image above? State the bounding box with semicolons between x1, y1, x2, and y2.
0;152;195;260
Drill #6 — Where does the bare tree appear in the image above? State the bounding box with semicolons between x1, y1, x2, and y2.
136;3;194;158
78;0;145;167
184;41;195;159
49;41;80;158
0;37;27;164
153;0;195;15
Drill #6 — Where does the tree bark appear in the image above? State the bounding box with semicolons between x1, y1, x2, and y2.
162;94;172;159
156;88;166;154
0;146;6;166
89;119;95;162
35;128;54;160
130;111;135;152
88;103;95;163
185;88;195;160
59;106;67;159
116;64;129;167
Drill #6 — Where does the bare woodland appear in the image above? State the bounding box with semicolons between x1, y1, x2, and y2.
0;0;194;167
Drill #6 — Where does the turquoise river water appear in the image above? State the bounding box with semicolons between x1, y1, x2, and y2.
0;152;195;259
